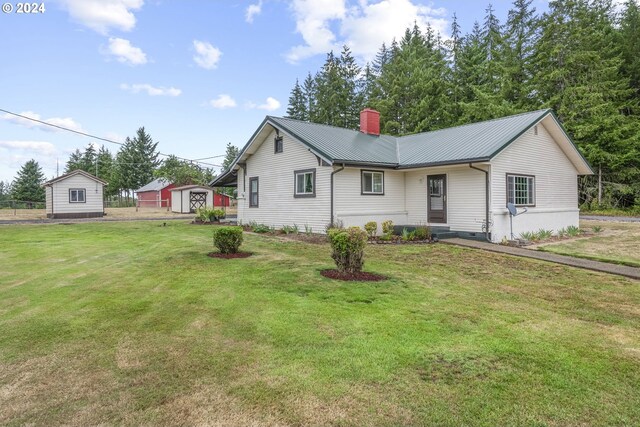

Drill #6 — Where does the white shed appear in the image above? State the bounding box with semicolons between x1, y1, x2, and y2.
43;170;107;219
170;185;214;213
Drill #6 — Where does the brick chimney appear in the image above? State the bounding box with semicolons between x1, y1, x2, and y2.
360;108;380;136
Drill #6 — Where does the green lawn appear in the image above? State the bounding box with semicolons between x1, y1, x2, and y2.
536;220;640;267
0;221;639;426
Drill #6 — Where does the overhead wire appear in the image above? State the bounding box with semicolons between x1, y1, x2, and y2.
0;108;224;168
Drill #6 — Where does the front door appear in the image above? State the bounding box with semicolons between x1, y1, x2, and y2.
427;175;447;223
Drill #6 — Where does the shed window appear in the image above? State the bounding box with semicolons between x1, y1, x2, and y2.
249;177;259;207
274;136;283;153
294;169;315;197
69;188;86;203
361;170;384;195
507;174;535;206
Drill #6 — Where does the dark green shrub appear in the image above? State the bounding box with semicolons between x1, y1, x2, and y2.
212;226;243;254
327;227;368;273
251;223;271;233
364;221;378;238
415;225;430;240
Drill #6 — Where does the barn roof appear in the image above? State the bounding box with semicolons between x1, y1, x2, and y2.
135;178;172;193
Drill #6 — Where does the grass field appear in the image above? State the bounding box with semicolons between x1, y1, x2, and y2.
535;220;640;267
1;222;639;426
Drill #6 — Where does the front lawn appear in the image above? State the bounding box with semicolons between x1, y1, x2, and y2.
535;220;640;267
0;222;639;426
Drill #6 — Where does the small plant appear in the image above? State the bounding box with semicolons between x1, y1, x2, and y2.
364;221;378;238
325;219;344;234
327;227;368;273
519;231;535;241
401;227;416;241
592;225;603;233
557;227;567;238
212;226;243;254
251;223;271;233
381;220;394;237
566;225;581;237
281;224;299;234
537;229;553;240
304;224;313;235
196;207;226;223
414;225;430;241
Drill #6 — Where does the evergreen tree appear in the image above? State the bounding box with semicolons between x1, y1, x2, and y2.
11;159;45;204
115;127;160;201
0;181;12;204
81;144;97;173
96;146;116;197
619;0;640;112
65;149;84;173
286;79;308;120
302;72;317;121
221;142;239;171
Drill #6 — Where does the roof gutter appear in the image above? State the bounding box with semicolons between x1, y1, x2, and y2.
469;163;491;242
330;164;345;226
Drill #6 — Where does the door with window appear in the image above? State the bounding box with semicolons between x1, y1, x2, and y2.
427;175;446;223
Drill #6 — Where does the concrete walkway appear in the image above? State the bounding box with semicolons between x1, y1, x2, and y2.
442;238;640;280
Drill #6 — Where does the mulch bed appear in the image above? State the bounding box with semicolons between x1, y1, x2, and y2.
320;269;387;282
207;252;252;259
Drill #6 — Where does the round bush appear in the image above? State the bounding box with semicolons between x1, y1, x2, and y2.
212;226;243;254
327;227;368;273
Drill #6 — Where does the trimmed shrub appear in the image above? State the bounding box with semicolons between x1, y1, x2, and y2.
364;221;378;238
327;227;368;273
212;226;243;254
381;220;394;236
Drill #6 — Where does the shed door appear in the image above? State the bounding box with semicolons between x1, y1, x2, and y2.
189;192;207;213
427;175;447;223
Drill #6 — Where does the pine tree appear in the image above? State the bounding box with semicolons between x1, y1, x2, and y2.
65;149;84;173
286;79;308;120
0;181;12;204
96;146;116;197
221;142;239;171
302;72;317;122
81;144;97;173
115;127;160;201
11;159;45;204
619;0;640;113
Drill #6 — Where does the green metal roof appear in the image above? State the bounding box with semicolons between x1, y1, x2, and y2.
211;108;591;186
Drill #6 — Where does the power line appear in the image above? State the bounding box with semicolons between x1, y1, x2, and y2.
0;108;224;168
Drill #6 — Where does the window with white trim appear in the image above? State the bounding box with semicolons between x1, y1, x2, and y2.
249;177;259;207
507;174;535;206
361;170;384;195
294;169;315;197
69;188;86;203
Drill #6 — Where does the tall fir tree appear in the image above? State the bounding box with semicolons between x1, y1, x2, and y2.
286;79;308;120
11;159;46;204
619;0;640;113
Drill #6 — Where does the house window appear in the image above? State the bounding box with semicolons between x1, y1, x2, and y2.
69;188;86;203
249;177;259;207
294;168;315;197
507;174;535;206
361;170;384;195
274;136;283;153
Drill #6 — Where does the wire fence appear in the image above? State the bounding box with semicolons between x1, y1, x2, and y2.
0;200;46;213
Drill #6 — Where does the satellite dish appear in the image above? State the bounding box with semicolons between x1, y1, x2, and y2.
507;202;518;216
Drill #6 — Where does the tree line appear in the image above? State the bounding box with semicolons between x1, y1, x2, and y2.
285;0;640;209
1;127;240;206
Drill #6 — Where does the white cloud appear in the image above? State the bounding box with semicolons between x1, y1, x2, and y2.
58;0;144;35
105;37;148;65
1;111;84;133
257;97;281;111
246;0;263;23
285;0;449;63
0;140;56;155
193;40;222;70
120;83;182;96
210;94;237;109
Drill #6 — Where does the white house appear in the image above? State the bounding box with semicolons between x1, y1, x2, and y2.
170;185;214;213
43;170;107;219
212;109;593;242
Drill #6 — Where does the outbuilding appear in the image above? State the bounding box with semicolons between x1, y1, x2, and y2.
170;185;215;213
44;170;107;219
135;178;175;208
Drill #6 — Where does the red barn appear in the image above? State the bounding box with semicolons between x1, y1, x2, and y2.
135;178;176;208
214;192;232;207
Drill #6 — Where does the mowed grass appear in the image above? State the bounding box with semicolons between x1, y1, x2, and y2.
536;220;640;267
0;222;639;426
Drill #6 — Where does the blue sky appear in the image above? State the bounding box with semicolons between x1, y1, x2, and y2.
0;0;549;182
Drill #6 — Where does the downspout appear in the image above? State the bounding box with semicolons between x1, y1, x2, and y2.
469;163;491;242
330;164;345;226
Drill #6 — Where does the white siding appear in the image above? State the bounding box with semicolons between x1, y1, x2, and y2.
49;174;104;215
490;123;580;241
405;165;487;232
238;130;332;232
45;186;53;214
334;168;407;229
